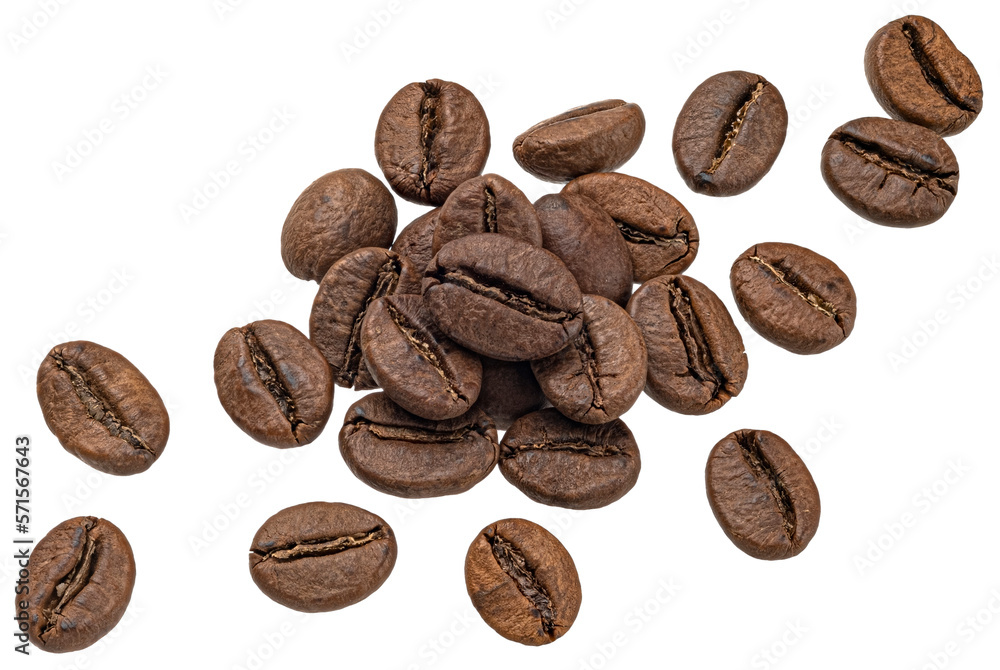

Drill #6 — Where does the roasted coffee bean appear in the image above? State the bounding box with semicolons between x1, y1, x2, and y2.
433;174;543;253
821;116;959;227
375;79;491;205
627;275;747;415
37;341;169;476
465;518;581;645
472;358;548;431
339;392;499;498
362;295;482;420
706;430;820;560
391;208;440;274
423;234;584;361
500;409;640;510
281;168;397;282
513;100;645;182
563;172;699;282
534;193;633;307
731;242;856;355
23;517;135;653
249;502;396;612
866;15;983;136
673;71;787;196
310;247;422;390
214;320;333;448
531;295;646;424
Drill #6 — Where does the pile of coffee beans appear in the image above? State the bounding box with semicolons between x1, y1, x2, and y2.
25;13;981;652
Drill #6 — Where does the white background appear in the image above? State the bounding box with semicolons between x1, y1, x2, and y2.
3;0;999;668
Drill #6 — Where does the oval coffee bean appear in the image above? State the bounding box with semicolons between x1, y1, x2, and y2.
391;208;440;274
534;193;633;307
24;517;135;653
472;358;549;431
465;518;582;645
214;320;334;448
375;79;491;205
500;409;640;510
672;71;787;196
281;168;397;282
310;247;422;390
423;234;584;361
362;294;482;420
706;430;820;560
433;173;543;253
821;116;959;227
531;295;646;424
731;242;857;355
513;99;645;183
339;392;499;498
563;172;699;282
627;275;747;415
249;502;396;612
865;15;983;136
37;341;169;476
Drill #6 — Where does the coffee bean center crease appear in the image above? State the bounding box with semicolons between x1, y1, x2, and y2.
489;532;557;637
502;441;625;458
707;81;765;175
341;260;401;385
614;219;689;251
252;527;386;563
832;133;957;196
40;519;99;637
418;82;440;195
347;420;484;444
900;22;977;113
750;255;843;326
436;270;576;323
667;282;725;395
243;327;303;438
482;186;498;233
385;301;466;401
737;432;797;542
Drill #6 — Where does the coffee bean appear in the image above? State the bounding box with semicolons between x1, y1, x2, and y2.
866;15;983;136
627;275;747;415
249;502;396;612
375;79;491;205
731;242;857;355
281;168;397;282
214;320;333;448
563;172;699;282
37;341;169;476
534;193;634;307
310;247;422;390
433;174;543;253
513;100;645;182
531;295;646;424
362;294;482;420
500;409;640;510
673;71;787;196
472;358;549;431
465;518;581;645
423;234;584;361
391;208;440;274
706;430;820;560
339;392;499;498
821;116;959;227
24;517;135;653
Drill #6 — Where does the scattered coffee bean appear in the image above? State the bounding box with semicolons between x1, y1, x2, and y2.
465;518;582;645
214;320;333;448
706;430;820;560
673;71;787;196
391;208;440;274
472;358;549;431
249;502;396;612
37;341;169;476
433;173;543;253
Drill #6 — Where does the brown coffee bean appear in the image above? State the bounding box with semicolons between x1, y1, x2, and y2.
249;502;396;612
37;341;169;476
866;15;983;136
472;358;549;431
281;168;397;282
500;409;640;510
513;100;645;182
563;172;699;282
531;295;646;424
433;174;543;253
627;275;747;415
391;208;440;274
339;392;499;498
361;295;482;420
534;193;633;307
821;116;959;227
423;234;584;361
23;517;135;653
465;518;582;645
214;320;333;448
706;430;821;560
731;242;857;355
673;71;787;196
310;247;422;390
375;79;490;205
